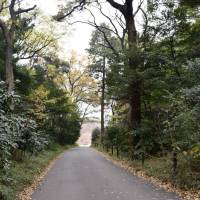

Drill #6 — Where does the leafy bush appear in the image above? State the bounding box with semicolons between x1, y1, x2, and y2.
44;84;81;145
26;71;81;146
92;127;100;145
163;89;200;153
104;124;129;156
106;125;120;146
0;82;48;169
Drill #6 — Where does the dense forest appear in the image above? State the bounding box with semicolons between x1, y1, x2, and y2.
0;0;200;199
87;0;200;192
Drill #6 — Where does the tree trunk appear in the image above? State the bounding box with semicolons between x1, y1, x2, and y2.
5;39;14;92
0;1;36;92
105;0;142;160
126;14;137;48
111;144;114;155
105;0;141;127
125;5;141;127
116;146;119;158
125;2;142;161
172;151;178;177
130;84;141;127
101;55;106;144
106;144;109;152
0;20;15;92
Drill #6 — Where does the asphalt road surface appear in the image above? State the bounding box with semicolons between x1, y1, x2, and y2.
32;147;182;200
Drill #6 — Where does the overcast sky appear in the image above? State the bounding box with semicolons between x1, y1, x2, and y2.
30;0;94;56
29;0;144;57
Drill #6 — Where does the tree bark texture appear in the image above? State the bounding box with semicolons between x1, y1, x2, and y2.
106;0;142;128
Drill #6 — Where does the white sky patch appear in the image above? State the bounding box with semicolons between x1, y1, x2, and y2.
32;0;58;15
28;0;94;55
29;0;145;55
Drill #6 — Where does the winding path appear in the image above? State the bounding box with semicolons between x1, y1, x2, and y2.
32;147;182;200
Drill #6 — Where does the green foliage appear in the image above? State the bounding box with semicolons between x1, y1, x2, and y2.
0;0;200;194
106;125;123;147
92;127;101;144
27;64;81;145
162;86;200;153
90;0;200;190
191;143;200;158
0;2;81;198
0;82;48;169
132;154;200;191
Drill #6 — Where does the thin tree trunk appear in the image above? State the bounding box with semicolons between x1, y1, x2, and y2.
116;146;119;158
111;144;114;155
172;151;178;177
101;55;106;144
141;131;145;166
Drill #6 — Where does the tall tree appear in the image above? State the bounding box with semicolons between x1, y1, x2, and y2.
88;23;111;143
56;0;145;128
0;0;36;91
106;0;142;127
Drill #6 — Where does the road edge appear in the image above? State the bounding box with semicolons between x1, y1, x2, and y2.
93;148;200;200
17;147;73;200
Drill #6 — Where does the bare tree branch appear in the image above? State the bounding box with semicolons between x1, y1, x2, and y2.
106;0;125;14
69;17;119;57
18;38;54;60
133;0;144;17
15;5;37;15
87;8;120;57
56;0;87;21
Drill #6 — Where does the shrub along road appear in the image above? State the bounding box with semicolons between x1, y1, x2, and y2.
32;147;182;200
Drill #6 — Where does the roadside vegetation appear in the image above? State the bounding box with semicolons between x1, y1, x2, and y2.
0;144;72;200
95;144;200;193
83;0;200;195
1;0;200;199
0;1;94;199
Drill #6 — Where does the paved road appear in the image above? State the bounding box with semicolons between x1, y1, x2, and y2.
32;148;182;200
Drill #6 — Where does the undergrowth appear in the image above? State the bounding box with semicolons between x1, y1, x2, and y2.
95;146;200;192
0;144;72;200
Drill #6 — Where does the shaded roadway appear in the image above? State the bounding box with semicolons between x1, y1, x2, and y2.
32;147;182;200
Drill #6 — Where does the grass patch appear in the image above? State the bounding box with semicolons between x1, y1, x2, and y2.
0;144;73;200
131;157;172;183
135;156;200;191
